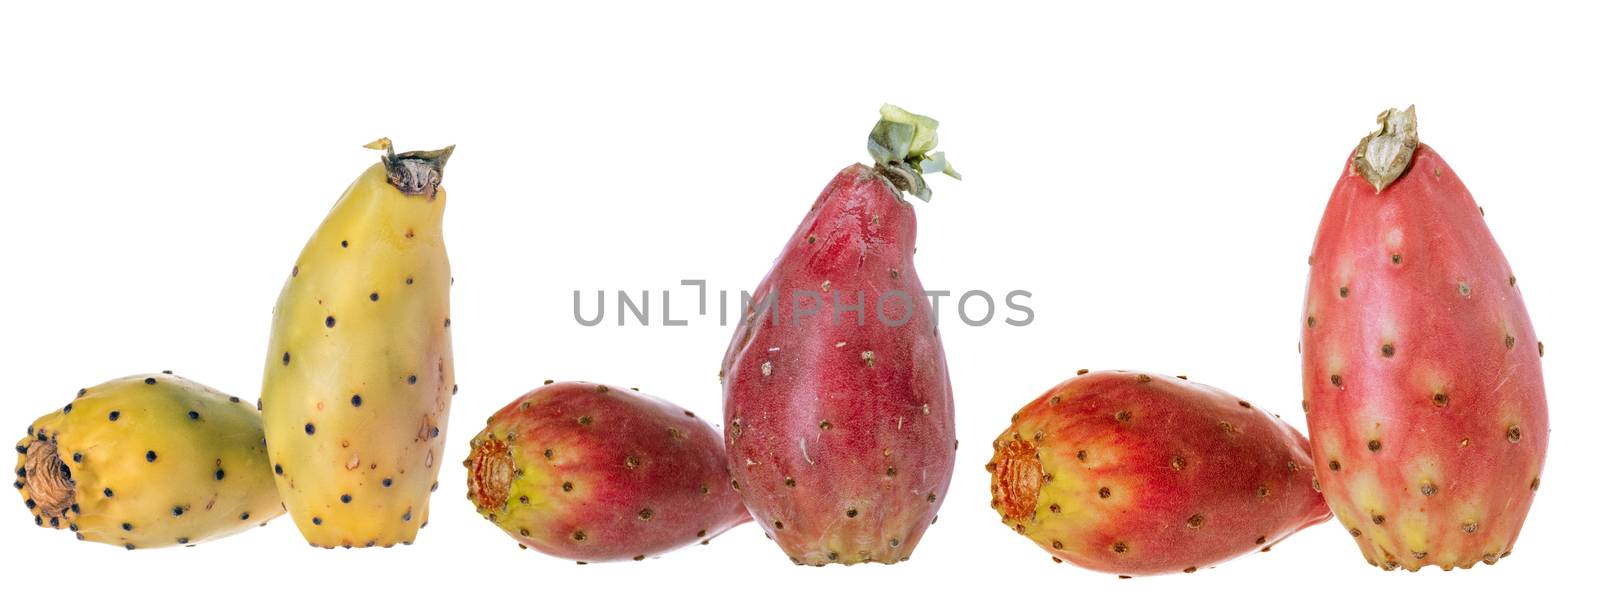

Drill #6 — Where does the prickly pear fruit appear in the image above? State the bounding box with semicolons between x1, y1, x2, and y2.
14;373;281;549
464;382;750;562
988;371;1330;576
1302;107;1547;571
720;105;959;565
261;139;456;548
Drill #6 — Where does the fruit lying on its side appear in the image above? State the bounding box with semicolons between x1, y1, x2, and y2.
988;370;1330;576
260;139;456;548
14;373;282;549
721;105;960;565
1301;107;1548;571
465;382;749;562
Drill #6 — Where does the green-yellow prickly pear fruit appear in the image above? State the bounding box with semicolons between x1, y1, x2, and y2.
261;138;456;548
14;373;281;549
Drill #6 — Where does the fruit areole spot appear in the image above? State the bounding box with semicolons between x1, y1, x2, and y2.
467;435;513;510
993;440;1041;521
23;440;74;517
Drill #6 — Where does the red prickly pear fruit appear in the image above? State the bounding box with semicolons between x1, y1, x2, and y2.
464;382;750;562
1302;106;1548;572
988;371;1330;576
720;105;960;566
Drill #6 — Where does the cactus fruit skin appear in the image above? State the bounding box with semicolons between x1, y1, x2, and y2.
1302;107;1547;571
988;371;1330;576
14;374;281;549
721;106;958;565
261;140;455;548
464;382;750;562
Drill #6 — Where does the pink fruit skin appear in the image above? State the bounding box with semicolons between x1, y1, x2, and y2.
989;371;1330;576
465;382;750;562
1303;142;1548;571
721;164;956;565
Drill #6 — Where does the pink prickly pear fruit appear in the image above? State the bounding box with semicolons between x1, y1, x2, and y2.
988;371;1330;576
464;382;750;563
1302;106;1547;571
720;104;960;566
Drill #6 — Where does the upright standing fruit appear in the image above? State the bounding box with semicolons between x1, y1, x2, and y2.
261;139;455;548
15;373;282;549
721;105;960;565
464;381;750;562
988;371;1330;576
1302;107;1547;571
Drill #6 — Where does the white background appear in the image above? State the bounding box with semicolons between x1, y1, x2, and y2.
1;1;1593;603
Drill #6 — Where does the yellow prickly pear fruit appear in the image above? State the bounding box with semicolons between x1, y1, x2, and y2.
261;139;456;548
15;373;282;549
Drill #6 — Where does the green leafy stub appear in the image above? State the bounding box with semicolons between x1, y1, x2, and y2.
868;104;960;201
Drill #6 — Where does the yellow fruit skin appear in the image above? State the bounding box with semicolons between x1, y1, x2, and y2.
261;158;453;548
15;374;281;549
